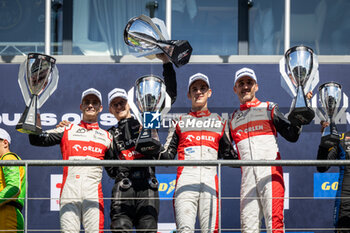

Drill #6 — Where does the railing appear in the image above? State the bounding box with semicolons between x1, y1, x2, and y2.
1;159;349;233
0;42;62;55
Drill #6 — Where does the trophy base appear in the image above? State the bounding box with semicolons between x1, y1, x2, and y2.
162;40;192;68
288;107;315;126
321;134;340;148
16;103;42;134
16;123;42;135
135;128;161;156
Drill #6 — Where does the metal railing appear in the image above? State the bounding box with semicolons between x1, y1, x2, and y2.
1;159;349;233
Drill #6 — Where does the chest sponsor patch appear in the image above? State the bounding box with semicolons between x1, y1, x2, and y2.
120;147;143;160
185;147;195;154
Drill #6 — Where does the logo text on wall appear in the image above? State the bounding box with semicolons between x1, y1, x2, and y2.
314;173;339;198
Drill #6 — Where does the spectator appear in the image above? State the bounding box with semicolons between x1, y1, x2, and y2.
0;128;26;232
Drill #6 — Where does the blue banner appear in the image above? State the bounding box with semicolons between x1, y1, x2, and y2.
1;62;350;231
156;174;177;200
314;173;339;198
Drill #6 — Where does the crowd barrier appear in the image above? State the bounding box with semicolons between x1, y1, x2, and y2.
1;159;350;233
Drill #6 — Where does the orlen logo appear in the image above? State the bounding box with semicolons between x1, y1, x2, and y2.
185;135;215;142
121;150;139;158
72;144;102;153
186;135;195;142
235;125;263;136
314;173;339;198
156;174;176;199
72;144;81;151
235;129;243;136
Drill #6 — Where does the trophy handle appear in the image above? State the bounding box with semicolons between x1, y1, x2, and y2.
138;15;166;41
311;93;326;122
161;92;171;117
37;66;59;108
279;57;296;98
303;53;319;94
334;93;348;124
151;17;170;40
18;60;31;106
127;87;143;125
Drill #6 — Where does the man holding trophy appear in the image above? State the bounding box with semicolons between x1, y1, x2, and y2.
316;82;350;232
229;66;313;233
16;54;114;232
29;88;112;233
104;54;177;233
158;73;236;233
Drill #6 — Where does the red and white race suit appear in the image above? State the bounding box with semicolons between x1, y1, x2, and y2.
29;121;112;233
229;99;301;233
161;110;236;233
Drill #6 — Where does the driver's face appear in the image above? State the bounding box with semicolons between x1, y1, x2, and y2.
109;97;131;121
234;76;258;104
80;95;102;121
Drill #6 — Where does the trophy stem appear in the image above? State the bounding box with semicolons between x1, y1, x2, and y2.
16;95;42;134
329;121;339;135
135;128;161;155
321;118;340;147
288;86;315;125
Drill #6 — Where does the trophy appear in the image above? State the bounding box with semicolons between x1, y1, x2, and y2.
127;75;171;155
16;53;59;134
124;14;192;67
280;45;319;125
317;82;346;147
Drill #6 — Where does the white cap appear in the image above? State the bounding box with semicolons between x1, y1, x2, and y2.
108;88;128;106
81;88;102;104
234;67;257;85
0;128;11;144
188;73;210;90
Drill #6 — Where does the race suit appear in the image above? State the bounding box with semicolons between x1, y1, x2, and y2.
29;121;112;233
160;110;236;233
0;152;26;232
317;131;350;232
229;99;301;233
105;62;177;233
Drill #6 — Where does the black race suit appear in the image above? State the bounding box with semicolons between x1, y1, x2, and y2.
105;62;177;233
317;131;350;233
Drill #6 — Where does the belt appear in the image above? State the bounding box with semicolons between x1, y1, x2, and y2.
7;201;23;211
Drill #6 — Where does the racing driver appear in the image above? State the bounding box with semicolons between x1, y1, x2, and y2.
159;73;236;233
317;121;350;232
105;54;177;233
29;88;112;233
229;67;305;233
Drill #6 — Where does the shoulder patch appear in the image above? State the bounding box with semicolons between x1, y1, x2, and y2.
267;102;276;111
231;109;238;118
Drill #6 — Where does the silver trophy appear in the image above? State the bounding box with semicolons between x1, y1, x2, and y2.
124;14;192;67
280;45;319;125
318;82;343;146
128;75;171;155
16;53;59;134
